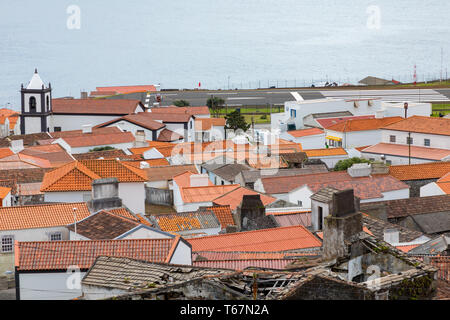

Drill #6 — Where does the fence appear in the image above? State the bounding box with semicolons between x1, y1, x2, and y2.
217;72;449;90
145;187;173;206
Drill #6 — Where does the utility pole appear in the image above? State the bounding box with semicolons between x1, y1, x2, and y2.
404;102;408;119
441;47;444;83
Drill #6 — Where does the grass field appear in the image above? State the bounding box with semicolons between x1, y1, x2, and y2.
214;104;281;124
431;103;450;117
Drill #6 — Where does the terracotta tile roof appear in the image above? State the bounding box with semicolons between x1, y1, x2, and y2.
0;202;90;231
150;106;210;115
0;167;51;184
129;144;176;157
199;205;235;229
41;159;147;192
195;118;226;131
269;212;312;228
52;99;144;115
382;116;450;136
15;238;180;271
125;158;171;168
19;144;74;167
326;116;403;132
261;171;409;200
153;211;220;232
362;143;450;161
287;128;324;138
66;210;140;240
304;147;348;157
360;194;450;219
72;149;128;160
182;185;240;203
89;90;117;96
187;225;322;252
144;165;198;182
0;186;11;199
0;132;52;148
0;148;14;159
192;250;317;261
395;244;420;253
389;162;450;181
94;113;165;131
96;85;157;94
213;187;277;211
50;127;121;138
316;115;375;129
157;128;184;142
437;172;450;194
59;132;135;148
173;171;210;188
143;111;193;123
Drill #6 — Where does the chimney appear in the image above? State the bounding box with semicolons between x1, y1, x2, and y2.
383;228;400;245
88;178;122;212
140;161;150;169
237;194;266;231
189;174;210;187
347;163;371;177
10;139;24;154
80;91;88;99
82;124;93;134
133;130;148;147
375;110;384;119
322;189;363;261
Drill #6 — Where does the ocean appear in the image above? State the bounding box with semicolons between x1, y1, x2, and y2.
1;0;449;109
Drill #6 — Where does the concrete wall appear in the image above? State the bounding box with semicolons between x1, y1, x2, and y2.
119;182;145;215
19;272;86;300
307;155;348;169
280;132;326;149
361;151;436;165
105;121;158;141
420;182;445;197
24;117;42;134
50;114;122;132
44;191;90;203
169;240;192;265
381;129;450;150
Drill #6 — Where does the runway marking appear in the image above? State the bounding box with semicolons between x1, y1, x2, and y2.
290;92;304;101
227;97;263;100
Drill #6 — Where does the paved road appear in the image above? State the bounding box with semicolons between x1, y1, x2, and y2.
107;87;450;107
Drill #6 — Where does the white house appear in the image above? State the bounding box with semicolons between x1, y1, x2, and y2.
40;159;147;215
0;187;12;207
194;118;226;142
14;236;192;300
0;202;91;275
279;127;326;149
254;164;410;210
361;116;450;165
272;97;431;132
324;116;403;149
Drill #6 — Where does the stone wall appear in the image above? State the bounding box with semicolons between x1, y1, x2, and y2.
404;179;437;198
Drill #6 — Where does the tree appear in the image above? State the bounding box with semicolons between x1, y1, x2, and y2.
225;110;250;132
173;100;190;107
207;96;225;118
333;157;371;171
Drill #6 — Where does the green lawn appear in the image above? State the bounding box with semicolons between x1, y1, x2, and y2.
431;103;450;117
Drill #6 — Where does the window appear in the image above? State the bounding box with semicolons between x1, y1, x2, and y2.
390;135;396;143
1;235;14;253
353;101;359;108
290;109;297;118
46;95;50;111
29;97;36;112
54;127;61;132
50;232;62;241
386;160;392;165
424;139;430;147
190;121;193;129
406;136;413;145
298;200;303;207
318;206;323;230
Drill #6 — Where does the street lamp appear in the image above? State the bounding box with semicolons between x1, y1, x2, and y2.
404;102;408;119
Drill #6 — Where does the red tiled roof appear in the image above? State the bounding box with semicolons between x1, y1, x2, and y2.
326;117;403;132
143;165;198;182
261;171;409;200
195;118;226;131
362;143;450;161
287;128;324;138
59;132;135;148
316;115;375;129
182;185;240;203
142;111;193;123
437;172;450;194
52;99;144;115
0;186;11;199
304;148;348;157
382;116;450;136
41;160;147;192
389;162;450;181
50;127;121;138
187;225;322;252
157;128;184;142
200;205;235;229
213;187;276;211
94;113;165;131
96;85;157;94
396;244;420;253
0;202;90;231
15;238;180;271
0;148;14;160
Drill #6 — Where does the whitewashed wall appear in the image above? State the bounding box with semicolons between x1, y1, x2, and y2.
50;114;123;131
381;129;450;149
44;191;90;203
118;182;145;215
420;182;446;197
